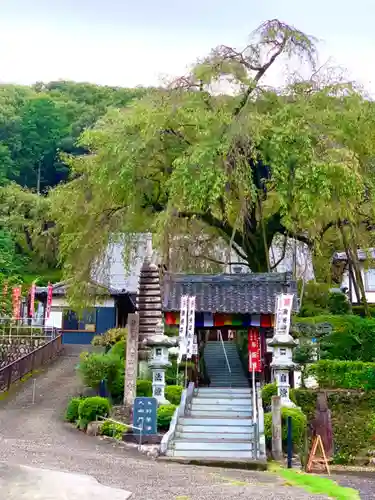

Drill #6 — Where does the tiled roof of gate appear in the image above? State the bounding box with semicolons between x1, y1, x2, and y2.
162;272;298;314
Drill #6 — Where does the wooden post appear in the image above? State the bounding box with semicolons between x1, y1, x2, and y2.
123;313;139;420
272;395;283;461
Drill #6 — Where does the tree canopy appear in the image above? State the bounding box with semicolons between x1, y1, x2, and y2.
50;19;375;298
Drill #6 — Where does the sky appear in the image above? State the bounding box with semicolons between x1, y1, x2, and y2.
1;0;375;93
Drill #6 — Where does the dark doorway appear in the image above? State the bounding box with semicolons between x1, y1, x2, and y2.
116;294;135;327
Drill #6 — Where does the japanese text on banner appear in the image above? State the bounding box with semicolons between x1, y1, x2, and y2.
275;294;294;337
186;296;196;359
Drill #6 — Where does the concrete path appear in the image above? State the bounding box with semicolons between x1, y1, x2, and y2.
0;346;327;500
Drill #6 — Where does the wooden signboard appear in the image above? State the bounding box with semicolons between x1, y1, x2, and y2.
306;435;330;476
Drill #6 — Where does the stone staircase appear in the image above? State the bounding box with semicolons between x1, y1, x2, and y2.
204;340;249;387
166;387;256;459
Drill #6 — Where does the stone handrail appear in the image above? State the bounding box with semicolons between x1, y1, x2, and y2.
256;381;266;459
160;382;195;455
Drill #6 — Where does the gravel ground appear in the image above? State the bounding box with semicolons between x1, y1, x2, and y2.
0;346;328;500
332;473;375;500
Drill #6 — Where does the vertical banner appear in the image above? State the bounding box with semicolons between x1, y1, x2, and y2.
275;294;294;337
12;286;22;320
29;282;36;318
46;282;53;319
186;296;196;359
177;295;188;364
248;327;262;372
1;281;8;315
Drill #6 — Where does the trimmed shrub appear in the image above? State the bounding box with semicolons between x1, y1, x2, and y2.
327;292;350;315
264;407;307;450
165;385;183;406
298;282;330;317
100;420;128;439
136;379;152;397
309;360;375;390
108;340;126;360
157;404;176;431
65;397;82;423
78;396;111;429
77;352;123;392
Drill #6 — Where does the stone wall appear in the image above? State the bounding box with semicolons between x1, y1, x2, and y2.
0;337;47;369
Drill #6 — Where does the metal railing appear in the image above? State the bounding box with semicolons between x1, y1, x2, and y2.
218;330;232;387
0;334;63;393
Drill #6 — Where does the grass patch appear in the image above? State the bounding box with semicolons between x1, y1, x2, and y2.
272;465;359;499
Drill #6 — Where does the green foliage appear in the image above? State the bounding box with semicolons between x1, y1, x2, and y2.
352;305;375;317
65;397;83;423
157;404;177;431
295;389;375;460
328;292;350;315
165;385;183;406
78;396;111;429
298;282;331;317
77;351;123;393
91;328;127;351
136;379;152;397
108;340;126;360
264;407;307;450
100;420;127;440
309;360;375;390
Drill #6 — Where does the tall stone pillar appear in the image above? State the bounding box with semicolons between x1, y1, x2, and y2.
136;238;163;379
123;313;139;419
272;395;283;461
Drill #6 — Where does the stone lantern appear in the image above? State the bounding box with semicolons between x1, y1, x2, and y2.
269;332;297;408
269;293;297;408
143;322;178;405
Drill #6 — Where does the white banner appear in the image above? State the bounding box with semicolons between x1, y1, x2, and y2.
177;295;188;363
192;334;198;355
186;296;196;359
275;294;294;337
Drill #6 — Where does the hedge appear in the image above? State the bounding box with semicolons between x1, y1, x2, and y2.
157;404;176;430
294;389;375;461
308;360;375;390
100;421;128;439
165;385;183;406
264;407;307;450
136;379;152;397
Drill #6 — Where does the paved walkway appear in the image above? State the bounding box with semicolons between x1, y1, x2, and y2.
0;346;328;499
333;473;375;500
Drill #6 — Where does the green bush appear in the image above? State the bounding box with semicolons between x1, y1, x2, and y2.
261;383;297;408
264;407;307;450
91;328;127;352
157;404;177;431
78;396;111;429
65;397;83;423
77;351;123;392
298;282;330;317
108;340;126;360
136;379;152;397
165;385;183;406
352;305;375;317
327;292;350;315
100;420;128;439
309;360;375;390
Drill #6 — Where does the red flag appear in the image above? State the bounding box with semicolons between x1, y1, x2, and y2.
248;328;262;372
46;283;53;319
29;282;36;318
12;286;22;320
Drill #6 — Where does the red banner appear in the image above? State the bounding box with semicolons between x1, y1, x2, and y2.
12;286;22;320
29;282;36;318
248;328;262;372
46;282;53;319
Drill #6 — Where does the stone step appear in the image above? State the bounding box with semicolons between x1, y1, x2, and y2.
191;402;251;412
192;398;252;406
176;430;254;440
197;387;251;393
167;449;255;459
180;417;253;426
190;409;252;418
173;441;254;451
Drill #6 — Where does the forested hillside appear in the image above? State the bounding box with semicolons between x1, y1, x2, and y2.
0;81;148;285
